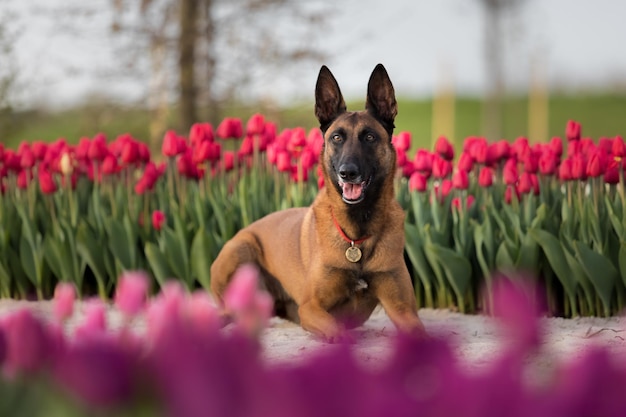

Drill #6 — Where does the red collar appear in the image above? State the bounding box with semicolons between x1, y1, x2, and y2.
330;207;370;245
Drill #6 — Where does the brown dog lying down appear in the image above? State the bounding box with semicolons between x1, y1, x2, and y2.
211;64;426;342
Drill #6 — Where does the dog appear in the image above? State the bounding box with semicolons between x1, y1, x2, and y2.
210;64;426;342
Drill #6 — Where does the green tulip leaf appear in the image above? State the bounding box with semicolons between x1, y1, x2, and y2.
424;243;472;313
574;241;617;316
191;226;214;290
529;229;577;303
145;242;173;287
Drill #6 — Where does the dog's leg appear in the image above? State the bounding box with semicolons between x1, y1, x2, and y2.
299;300;349;343
210;234;260;304
371;270;427;337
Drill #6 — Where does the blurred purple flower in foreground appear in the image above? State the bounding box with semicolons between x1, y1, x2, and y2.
0;273;625;417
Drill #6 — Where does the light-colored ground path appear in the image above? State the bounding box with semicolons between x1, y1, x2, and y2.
1;300;624;371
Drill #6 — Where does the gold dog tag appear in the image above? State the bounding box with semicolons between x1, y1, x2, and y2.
345;243;362;263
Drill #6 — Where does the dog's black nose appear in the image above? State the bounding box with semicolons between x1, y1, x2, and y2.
338;163;360;182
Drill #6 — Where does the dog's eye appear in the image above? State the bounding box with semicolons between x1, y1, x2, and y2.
365;133;376;142
331;133;342;142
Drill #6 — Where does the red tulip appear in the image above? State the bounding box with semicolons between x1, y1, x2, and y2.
549;136;563;157
162;130;185;157
530;172;540;195
31;141;48;161
478;167;493;187
539;149;557;176
246;114;265;136
457;151;474;172
101;155;119;176
414;149;433;174
88;134;109;162
571;153;587;180
511;137;530;161
566;119;581;141
177;149;199;179
134;177;151;195
193;140;212;165
76;137;91;160
434;136;454;160
452;169;469;190
504;185;519;204
559;158;573;181
276;151;291;172
19;147;35;169
502;159;518;186
300;147;317;172
408;172;428;192
137;142;151;163
307;128;323;157
468;137;488;164
17;170;31;189
152;210;166;231
434;178;453;202
432;155;452;179
38;168;57;194
290;165;309;183
3;150;21;172
586;151;605;178
598;137;613;154
604;159;621;184
517;172;533;194
612;135;625;157
487;140;510;165
287;127;307;153
120;140;140;165
238;136;254;156
222;151;235;172
393;132;411;152
189;122;214;145
452;195;475;211
402;160;415;178
216;117;243;139
522;150;539;174
396;148;407;168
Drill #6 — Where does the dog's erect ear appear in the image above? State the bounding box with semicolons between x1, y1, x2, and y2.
315;66;347;132
365;64;397;135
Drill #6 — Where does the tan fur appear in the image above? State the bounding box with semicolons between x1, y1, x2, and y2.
211;64;426;342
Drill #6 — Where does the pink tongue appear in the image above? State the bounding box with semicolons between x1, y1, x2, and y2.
342;182;363;200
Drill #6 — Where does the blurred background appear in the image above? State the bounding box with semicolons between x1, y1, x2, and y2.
1;0;626;151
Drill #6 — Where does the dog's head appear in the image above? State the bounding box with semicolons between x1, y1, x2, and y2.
315;64;398;205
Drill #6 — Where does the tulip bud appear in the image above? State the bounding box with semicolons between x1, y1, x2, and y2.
151;210;166;231
478;167;494;187
53;282;76;323
452;169;469;190
566;120;581;141
434;136;454;160
59;152;73;175
408;172;428;192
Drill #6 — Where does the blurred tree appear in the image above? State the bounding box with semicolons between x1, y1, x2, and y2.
0;11;18;139
111;0;327;136
478;0;527;141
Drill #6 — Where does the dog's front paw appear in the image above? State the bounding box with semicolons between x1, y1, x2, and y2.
322;327;354;344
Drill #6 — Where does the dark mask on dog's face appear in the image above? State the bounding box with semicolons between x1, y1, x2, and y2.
314;64;398;206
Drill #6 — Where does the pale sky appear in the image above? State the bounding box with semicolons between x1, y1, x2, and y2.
6;0;626;108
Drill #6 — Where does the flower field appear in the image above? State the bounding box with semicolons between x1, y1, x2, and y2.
2;114;626;416
1;115;626;317
0;269;625;416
